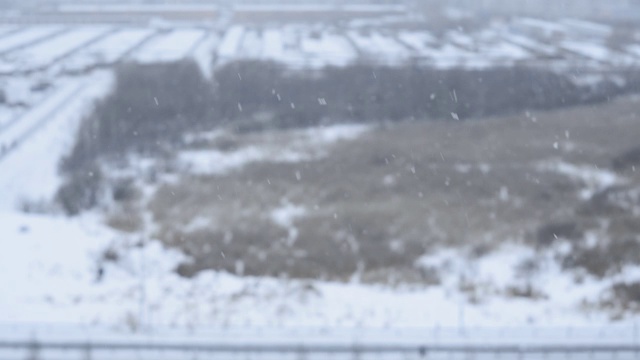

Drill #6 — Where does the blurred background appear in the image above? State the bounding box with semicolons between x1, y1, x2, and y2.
1;0;640;359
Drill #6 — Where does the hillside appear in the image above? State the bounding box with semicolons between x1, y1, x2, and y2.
1;12;640;334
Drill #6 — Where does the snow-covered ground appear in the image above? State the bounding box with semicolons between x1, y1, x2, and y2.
0;15;640;349
347;31;411;65
129;28;207;63
217;25;245;62
0;98;639;339
0;71;113;210
0;26;64;55
60;28;156;73
299;30;357;68
0;26;19;39
238;28;263;59
0;27;112;73
537;160;623;200
0;16;634;76
191;32;220;78
178;124;370;175
1;209;640;339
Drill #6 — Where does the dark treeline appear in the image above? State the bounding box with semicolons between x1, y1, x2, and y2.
65;59;638;170
57;59;638;214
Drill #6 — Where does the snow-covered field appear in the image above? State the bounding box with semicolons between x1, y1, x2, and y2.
60;28;156;73
0;26;64;55
1;209;639;332
0;16;636;75
0;72;113;210
347;31;411;65
1;102;639;339
300;30;357;68
1;14;640;351
0;27;112;73
129;28;207;63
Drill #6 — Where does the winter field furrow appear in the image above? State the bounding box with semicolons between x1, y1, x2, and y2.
0;26;19;39
299;31;357;67
0;106;21;130
1;27;113;73
239;29;264;59
0;26;65;55
191;32;220;78
397;31;436;54
129;29;207;63
561;41;612;62
217;25;245;61
347;31;410;64
0;72;112;210
0;82;85;157
60;28;157;73
0;19;636;73
500;33;558;56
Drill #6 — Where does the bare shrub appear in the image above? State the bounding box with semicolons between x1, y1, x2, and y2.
536;221;583;246
106;207;143;233
101;247;119;263
507;257;546;300
212;61;608;131
562;237;640;278
579;185;640;216
18;198;56;214
505;284;547;300
612;145;640;172
55;166;103;216
361;267;440;286
608;216;640;238
61;60;215;173
111;179;141;203
169;224;289;278
599;282;640;317
610;282;640;312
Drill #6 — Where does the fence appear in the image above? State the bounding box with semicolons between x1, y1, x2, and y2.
1;324;640;360
1;339;640;360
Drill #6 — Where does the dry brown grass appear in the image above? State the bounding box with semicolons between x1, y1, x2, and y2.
140;94;640;282
105;206;144;233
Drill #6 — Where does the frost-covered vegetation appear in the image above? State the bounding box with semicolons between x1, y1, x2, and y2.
2;13;640;332
51;59;640;320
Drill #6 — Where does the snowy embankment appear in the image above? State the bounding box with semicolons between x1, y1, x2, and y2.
0;208;639;345
0;71;112;210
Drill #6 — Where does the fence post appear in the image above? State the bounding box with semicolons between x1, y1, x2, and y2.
83;342;92;360
351;344;361;360
418;346;427;358
297;345;307;360
26;337;40;360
